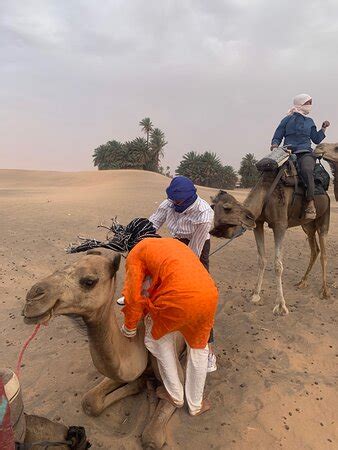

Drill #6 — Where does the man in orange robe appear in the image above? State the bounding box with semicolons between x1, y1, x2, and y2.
109;218;218;416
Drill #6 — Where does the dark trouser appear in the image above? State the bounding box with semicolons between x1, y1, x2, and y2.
178;238;213;343
296;153;316;201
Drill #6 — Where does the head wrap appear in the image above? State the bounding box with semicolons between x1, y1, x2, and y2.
288;93;312;116
166;176;198;213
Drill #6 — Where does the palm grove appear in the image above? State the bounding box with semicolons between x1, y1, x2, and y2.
92;118;259;189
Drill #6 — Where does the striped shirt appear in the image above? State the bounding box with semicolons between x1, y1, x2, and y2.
149;196;214;257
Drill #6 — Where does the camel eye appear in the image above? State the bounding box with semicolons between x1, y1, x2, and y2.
210;204;215;210
246;214;254;220
80;276;98;289
223;206;232;212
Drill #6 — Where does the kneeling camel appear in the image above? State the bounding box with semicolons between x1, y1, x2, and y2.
23;251;184;449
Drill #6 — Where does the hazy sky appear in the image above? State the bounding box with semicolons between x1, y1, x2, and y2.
1;0;337;172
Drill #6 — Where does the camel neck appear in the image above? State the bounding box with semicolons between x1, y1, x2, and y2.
243;175;270;220
84;296;125;378
82;284;148;382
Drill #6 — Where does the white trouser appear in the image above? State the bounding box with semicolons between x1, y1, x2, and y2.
144;316;209;415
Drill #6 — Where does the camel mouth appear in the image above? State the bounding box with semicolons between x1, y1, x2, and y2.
210;224;238;238
23;308;53;325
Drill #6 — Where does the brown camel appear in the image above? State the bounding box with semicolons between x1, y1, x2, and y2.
23;250;184;449
210;143;338;315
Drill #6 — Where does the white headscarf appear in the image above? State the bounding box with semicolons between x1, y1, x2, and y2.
288;93;312;116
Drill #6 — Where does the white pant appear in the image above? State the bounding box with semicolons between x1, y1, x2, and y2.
144;316;209;415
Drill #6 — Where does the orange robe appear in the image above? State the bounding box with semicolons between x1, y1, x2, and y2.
122;238;218;349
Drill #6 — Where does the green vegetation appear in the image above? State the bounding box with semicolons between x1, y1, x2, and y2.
238;153;260;188
92;118;167;173
92;120;260;190
176;151;238;189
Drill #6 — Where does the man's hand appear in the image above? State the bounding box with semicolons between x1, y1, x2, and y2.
270;144;278;151
121;324;137;338
322;120;330;129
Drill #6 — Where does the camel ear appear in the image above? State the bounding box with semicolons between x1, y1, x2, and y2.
110;254;121;276
87;249;102;255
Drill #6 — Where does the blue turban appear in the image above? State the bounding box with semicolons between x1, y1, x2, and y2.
166;176;197;213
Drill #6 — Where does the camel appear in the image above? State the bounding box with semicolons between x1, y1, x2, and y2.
23;250;185;449
210;143;338;315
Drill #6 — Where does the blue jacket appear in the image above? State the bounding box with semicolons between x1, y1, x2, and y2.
271;113;325;153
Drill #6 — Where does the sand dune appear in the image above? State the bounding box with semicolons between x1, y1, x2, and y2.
0;169;337;449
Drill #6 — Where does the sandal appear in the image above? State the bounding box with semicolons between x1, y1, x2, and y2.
189;399;211;416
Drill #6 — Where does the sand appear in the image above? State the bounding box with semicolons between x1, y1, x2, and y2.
0;169;337;449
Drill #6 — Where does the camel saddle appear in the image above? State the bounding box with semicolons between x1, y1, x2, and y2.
257;148;330;202
281;158;330;195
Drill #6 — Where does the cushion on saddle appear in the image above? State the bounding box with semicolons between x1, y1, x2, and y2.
256;147;290;172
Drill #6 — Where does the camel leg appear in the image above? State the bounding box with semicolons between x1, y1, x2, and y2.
142;399;177;449
318;231;330;299
102;378;145;411
82;377;124;416
272;227;289;315
25;414;69;449
296;223;320;288
252;222;267;304
146;379;159;422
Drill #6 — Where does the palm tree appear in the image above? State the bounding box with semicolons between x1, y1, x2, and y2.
148;128;167;172
218;165;238;189
176;151;238;188
123;137;148;169
176;151;201;181
200;151;223;186
92;140;124;170
139;117;153;149
239;153;260;188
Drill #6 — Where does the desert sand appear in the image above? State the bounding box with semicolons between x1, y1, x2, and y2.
0;169;337;449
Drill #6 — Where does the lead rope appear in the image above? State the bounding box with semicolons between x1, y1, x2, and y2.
16;324;41;377
209;226;246;257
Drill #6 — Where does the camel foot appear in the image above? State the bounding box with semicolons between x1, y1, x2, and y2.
273;304;289;316
82;394;103;417
251;294;262;304
320;287;330;299
142;399;176;449
295;279;308;289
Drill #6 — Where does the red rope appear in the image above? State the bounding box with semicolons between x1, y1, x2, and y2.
16;324;41;377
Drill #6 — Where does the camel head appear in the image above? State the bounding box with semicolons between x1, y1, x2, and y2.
210;190;256;239
314;142;338;200
23;251;121;324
